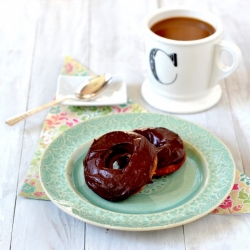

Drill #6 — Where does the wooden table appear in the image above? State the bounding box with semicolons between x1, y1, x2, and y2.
1;1;250;249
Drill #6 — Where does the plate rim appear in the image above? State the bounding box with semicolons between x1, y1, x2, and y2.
40;113;236;231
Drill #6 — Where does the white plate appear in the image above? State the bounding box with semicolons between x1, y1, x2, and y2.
141;79;222;114
56;74;127;106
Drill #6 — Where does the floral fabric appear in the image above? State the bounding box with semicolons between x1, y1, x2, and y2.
20;56;146;200
212;170;250;214
20;56;250;215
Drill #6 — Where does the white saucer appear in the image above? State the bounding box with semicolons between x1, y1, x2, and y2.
56;75;127;106
141;79;222;114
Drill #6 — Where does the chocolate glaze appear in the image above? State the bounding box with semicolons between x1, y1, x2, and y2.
133;127;185;175
84;131;157;202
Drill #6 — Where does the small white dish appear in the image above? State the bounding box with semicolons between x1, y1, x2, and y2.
141;79;222;114
56;75;127;106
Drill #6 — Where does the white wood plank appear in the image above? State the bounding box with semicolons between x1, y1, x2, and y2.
11;198;86;250
0;1;37;249
1;0;250;249
88;0;158;75
213;2;250;177
10;1;90;249
86;224;185;250
184;214;250;250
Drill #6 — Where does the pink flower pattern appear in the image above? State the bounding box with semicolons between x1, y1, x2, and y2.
232;183;239;190
233;205;243;211
212;179;247;214
45;113;80;129
34;192;45;197
219;196;232;212
20;57;250;214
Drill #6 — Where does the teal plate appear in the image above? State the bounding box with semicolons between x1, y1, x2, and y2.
40;113;235;231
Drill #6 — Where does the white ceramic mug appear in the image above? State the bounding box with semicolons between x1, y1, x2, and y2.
142;7;241;113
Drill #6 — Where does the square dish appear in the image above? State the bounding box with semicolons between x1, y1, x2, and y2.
56;74;127;106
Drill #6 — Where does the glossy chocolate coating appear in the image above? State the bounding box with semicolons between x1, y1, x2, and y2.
84;131;157;202
133;127;185;170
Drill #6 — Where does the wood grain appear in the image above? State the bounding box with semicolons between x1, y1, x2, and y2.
0;1;36;249
1;0;250;249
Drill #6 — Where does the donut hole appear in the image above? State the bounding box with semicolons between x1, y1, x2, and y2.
113;155;130;169
104;143;133;170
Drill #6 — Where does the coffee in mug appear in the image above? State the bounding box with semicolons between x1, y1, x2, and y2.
151;17;216;41
142;7;241;113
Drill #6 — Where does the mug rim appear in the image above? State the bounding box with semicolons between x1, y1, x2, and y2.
145;7;223;45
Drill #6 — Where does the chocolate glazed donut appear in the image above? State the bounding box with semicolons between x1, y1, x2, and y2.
133;127;186;177
84;131;157;201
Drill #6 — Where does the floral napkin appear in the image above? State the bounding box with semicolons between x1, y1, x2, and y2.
20;56;250;215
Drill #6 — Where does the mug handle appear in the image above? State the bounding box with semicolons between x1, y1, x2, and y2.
210;40;241;88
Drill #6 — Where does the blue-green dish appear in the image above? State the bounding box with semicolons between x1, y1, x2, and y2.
40;113;235;231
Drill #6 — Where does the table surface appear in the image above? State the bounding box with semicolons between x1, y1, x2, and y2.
1;0;250;249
